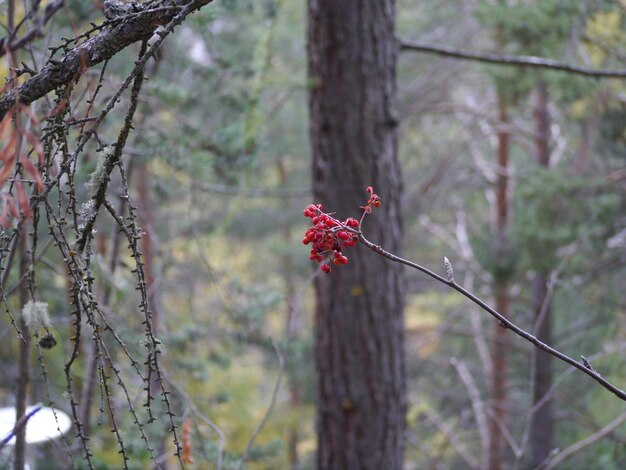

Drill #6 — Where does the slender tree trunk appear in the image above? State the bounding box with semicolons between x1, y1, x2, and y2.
308;1;406;469
488;97;511;470
7;5;30;467
529;82;554;468
533;83;550;169
14;228;30;470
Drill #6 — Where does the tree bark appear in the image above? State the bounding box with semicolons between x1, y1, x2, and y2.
308;1;406;469
529;82;554;468
488;97;511;470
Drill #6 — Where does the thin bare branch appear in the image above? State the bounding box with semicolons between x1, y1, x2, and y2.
546;411;626;469
237;339;285;470
399;39;626;78
357;234;626;402
0;405;41;451
450;357;490;470
0;0;65;61
424;408;480;469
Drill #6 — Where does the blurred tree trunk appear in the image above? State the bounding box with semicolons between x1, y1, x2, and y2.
14;228;30;470
135;161;161;395
277;158;302;468
529;82;554;468
308;1;406;469
488;96;511;470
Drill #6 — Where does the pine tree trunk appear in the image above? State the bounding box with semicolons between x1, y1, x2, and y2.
307;1;406;469
529;82;554;468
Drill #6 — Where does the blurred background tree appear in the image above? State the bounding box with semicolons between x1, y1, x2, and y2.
0;0;623;469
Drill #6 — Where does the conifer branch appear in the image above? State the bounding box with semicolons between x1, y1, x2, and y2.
0;0;214;120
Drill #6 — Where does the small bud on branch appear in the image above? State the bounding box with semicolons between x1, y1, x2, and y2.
443;256;455;283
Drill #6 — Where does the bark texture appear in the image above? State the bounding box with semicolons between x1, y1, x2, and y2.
307;1;406;469
529;83;554;468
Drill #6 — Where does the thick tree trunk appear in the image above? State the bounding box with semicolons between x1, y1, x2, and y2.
308;1;406;469
529;82;554;468
488;98;511;470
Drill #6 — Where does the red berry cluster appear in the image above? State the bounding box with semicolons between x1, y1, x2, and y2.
362;186;381;213
302;186;381;274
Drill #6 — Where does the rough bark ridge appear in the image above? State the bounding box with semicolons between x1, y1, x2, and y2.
308;1;406;469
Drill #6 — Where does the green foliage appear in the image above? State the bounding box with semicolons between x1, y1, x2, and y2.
473;232;520;280
476;0;582;55
511;167;623;270
598;105;626;155
475;0;600;104
0;1;624;469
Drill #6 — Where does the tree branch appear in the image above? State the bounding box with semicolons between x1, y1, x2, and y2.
545;410;626;469
0;405;42;451
0;0;214;120
450;357;490;469
357;234;626;402
237;339;285;470
0;0;65;60
398;39;626;78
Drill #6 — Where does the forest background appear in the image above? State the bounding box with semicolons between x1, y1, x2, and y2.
0;0;624;469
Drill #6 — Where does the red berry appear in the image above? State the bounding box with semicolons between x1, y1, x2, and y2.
338;231;350;240
321;264;332;273
340;255;348;264
345;218;359;227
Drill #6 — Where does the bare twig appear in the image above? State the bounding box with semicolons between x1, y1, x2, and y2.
237;339;285;470
357;234;626;402
545;411;626;469
399;39;626;78
0;405;42;451
163;371;226;470
450;357;490;469
0;0;65;61
424;408;479;469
